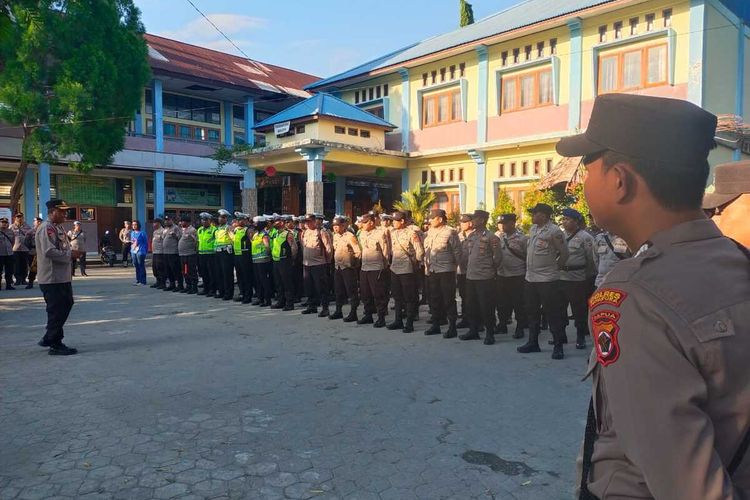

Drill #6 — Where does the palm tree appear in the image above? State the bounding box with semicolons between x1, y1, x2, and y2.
393;183;436;227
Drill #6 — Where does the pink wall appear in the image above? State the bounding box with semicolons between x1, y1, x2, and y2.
163;139;216;157
384;133;402;151
124;135;157;152
410;121;477;151
488;105;569;142
581;84;689;129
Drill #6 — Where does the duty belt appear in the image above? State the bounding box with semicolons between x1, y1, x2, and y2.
216;245;232;252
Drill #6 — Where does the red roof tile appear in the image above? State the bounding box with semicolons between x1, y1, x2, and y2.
144;34;318;97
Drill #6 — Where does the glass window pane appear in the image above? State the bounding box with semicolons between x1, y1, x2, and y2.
208;129;220;142
647;45;667;84
438;94;449;122
502;78;516;111
194;127;205;141
424;97;434;125
538;70;552;104
179;125;191;139
623;51;642;88
600;56;618;92
451;90;461;120
163;123;176;136
520;75;534;107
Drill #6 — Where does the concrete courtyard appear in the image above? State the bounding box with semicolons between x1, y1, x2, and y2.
0;267;590;500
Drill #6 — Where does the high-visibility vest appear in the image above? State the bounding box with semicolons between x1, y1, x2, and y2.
251;231;270;263
214;224;232;247
233;227;249;255
197;226;216;254
271;230;289;261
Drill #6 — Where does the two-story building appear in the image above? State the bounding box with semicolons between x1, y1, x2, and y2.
247;0;748;221
0;34;318;252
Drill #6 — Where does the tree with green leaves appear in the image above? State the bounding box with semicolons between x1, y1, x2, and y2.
460;0;475;27
490;188;516;224
0;0;151;212
393;183;436;227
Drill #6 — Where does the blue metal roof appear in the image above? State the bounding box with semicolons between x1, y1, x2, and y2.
307;0;616;90
254;93;397;130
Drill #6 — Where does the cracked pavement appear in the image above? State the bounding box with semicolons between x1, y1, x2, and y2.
1;268;590;499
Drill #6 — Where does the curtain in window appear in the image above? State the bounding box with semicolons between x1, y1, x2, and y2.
502;79;516;111
520;75;534;107
451;90;461;120
623;51;642;88
438;94;449;123
424;98;434;126
538;70;553;104
647;45;667;84
599;56;618;92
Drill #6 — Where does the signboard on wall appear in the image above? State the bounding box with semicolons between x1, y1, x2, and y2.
165;185;221;206
58;175;116;206
274;121;291;136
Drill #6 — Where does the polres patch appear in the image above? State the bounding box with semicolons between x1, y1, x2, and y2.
592;310;621;366
589;288;628;309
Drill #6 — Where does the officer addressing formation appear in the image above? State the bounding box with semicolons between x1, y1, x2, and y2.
18;92;749;496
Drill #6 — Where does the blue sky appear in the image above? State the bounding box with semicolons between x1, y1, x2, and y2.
134;0;518;78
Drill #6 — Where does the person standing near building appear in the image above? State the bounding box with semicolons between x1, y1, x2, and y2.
161;215;183;292
0;217;15;290
36;199;82;355
130;220;148;286
517;203;569;359
300;214;333;317
196;212;216;297
455;213;474;329
357;213;390;327
331;216;361;322
231;213;252;303
119;221;132;267
423;209;462;338
150;218;166;289
11;212;32;286
251;216;273;306
67;221;87;277
460;210;503;344
24;217;42;289
271;215;298;310
495;214;528;338
214;209;234;300
592;230;631;288
388;211;423;333
559;208;595;350
177;214;198;294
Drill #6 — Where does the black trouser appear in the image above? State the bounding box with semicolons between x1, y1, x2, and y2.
198;253;215;293
360;269;388;317
0;254;14;287
39;282;74;345
13;251;29;283
334;267;359;309
559;280;590;343
497;275;528;328
253;261;273;303
152;253;166;286
234;253;252;299
217;250;234;298
273;258;295;306
427;272;458;322
181;254;198;289
391;271;417;321
293;258;304;300
28;255;37;284
121;243;131;265
164;253;182;287
71;253;86;275
525;280;566;347
304;264;329;308
467;279;496;335
456;273;467;317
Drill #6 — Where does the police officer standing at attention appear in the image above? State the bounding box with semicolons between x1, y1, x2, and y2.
560;94;750;499
214;209;234;300
196;213;216;296
150;218;166;289
0;217;15;290
36;199;82;355
495;214;528;338
300;214;333;317
356;213;390;327
455;213;473;329
592;229;630;288
559;207;595;349
162;215;183;292
331;216;361;322
423;209;462;338
251;216;273;306
177;214;198;294
270;215;298;310
388;211;424;333
231;213;252;303
517;203;569;359
461;210;503;344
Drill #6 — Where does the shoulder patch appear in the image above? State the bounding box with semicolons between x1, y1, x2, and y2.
46;226;56;237
592;310;621;366
589;288;628;309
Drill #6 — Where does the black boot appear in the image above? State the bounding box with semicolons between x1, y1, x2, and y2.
424;322;441;336
495;323;508;335
549;335;569;345
357;314;373;325
234;296;244;302
402;318;414;333
552;344;565;360
187;285;197;295
282;303;294;311
343;308;358;323
517;328;542;353
483;333;496;345
301;306;317;315
177;284;187;293
386;310;403;330
576;334;587;350
512;326;525;339
197;288;207;295
456;318;470;329
459;328;480;341
443;319;458;339
329;306;343;320
373;314;386;328
271;301;284;309
318;307;330;318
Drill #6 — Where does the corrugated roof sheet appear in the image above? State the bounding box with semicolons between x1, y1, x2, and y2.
307;0;614;90
254;93;397;130
144;34;319;95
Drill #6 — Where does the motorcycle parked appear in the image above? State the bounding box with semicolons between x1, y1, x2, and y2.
99;230;117;267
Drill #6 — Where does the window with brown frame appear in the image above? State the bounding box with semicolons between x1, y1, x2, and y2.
458;168;464;181
422;88;462;127
334;126;346;134
663;9;672;27
501;51;508;66
348;127;358;136
614;21;623;39
383;84;389;96
421;170;428;183
431;71;437;84
524;45;532;61
359;130;371;138
500;67;553;113
440;170;445;183
534;160;541;175
295;125;305;134
522;161;528;176
645;13;655;32
598;42;668;94
422;73;428;86
537;42;544;58
599;25;607;43
430;171;437;183
459;63;465;77
499;163;505;177
440;68;446;82
512;48;520;63
629;17;639;35
450;65;456;79
510;162;516;177
449;169;454;182
546;159;553;173
550;38;557;54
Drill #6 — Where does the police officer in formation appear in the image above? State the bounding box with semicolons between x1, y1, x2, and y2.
270;215;297;310
301;213;333;316
387;211;423;333
495;214;528;338
177;214;198;294
423;209;462;338
331;216;361;322
357;212;390;327
150;218;166;289
162;215;183;291
196;212;216;296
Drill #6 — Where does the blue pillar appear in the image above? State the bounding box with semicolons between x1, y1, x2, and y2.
223;101;233;146
134;176;146;224
401;170;409;194
735;25;745;161
476;45;489;144
154;170;165;218
468;150;486;210
24;168;36;217
567;18;583;131
223;182;234;213
243;169;256;190
335;175;346;215
153;79;164;152
398;68;411;153
38;163;51;218
688;0;706;106
244;97;255;147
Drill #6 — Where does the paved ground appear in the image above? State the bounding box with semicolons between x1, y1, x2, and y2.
0;266;590;500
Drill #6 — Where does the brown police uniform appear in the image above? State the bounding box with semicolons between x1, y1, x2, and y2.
332;229;361;320
358;225;390;322
389;222;424;331
462;221;503;343
423;215;462;336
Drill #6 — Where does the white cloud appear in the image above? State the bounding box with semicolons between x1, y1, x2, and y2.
158;13;267;54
